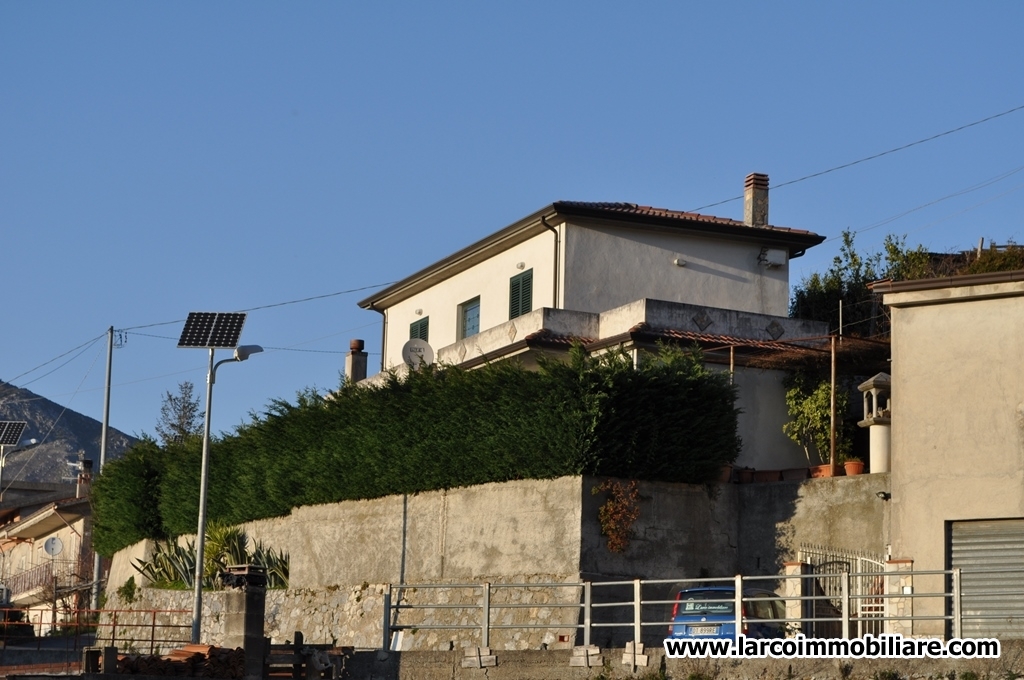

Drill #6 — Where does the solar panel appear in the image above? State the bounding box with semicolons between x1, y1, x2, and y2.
177;312;247;349
0;422;26;447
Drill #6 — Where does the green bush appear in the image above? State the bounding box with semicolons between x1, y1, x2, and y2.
93;345;740;555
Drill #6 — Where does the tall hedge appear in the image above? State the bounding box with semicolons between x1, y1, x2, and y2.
93;346;740;555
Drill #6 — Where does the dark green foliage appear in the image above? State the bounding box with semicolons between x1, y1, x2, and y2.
93;345;740;555
791;231;1024;337
91;438;168;556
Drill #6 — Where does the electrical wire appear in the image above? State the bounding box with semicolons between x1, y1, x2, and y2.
689;102;1024;213
119;281;396;331
4;332;107;385
821;165;1024;244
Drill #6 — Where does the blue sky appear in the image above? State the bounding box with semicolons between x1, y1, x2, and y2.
3;3;1023;440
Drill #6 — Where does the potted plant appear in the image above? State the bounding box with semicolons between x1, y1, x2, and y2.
841;454;865;476
783;374;854;478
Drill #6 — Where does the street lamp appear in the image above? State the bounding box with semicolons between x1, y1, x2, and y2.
0;421;39;503
177;312;262;644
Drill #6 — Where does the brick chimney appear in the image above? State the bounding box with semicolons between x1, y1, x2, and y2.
743;173;769;228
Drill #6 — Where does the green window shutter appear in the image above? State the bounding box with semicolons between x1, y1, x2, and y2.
410;317;429;341
509;269;533;320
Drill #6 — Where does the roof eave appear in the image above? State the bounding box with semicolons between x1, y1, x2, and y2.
358;204;558;310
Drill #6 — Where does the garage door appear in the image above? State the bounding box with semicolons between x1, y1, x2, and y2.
950;519;1024;638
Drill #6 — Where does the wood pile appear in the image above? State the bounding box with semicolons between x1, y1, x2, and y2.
115;644;246;677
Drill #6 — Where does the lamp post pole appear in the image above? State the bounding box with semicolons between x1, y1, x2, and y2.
191;348;217;644
190;344;263;644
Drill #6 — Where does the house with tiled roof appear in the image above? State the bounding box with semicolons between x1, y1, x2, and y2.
0;467;95;635
357;174;832;470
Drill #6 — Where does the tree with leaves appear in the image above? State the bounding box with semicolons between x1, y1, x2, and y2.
789;231;1024;338
155;380;203;445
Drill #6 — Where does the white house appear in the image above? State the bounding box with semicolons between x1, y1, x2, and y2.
357;174;830;470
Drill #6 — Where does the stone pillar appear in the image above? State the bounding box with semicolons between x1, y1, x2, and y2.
221;565;268;680
783;562;811;637
884;559;913;637
345;339;368;383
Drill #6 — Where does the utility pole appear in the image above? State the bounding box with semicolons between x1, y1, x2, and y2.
90;327;113;611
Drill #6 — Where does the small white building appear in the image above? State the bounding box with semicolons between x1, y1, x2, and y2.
357;174;829;470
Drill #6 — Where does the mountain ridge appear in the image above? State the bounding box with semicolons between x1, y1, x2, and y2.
0;381;137;484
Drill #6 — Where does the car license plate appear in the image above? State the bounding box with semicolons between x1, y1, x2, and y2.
689;625;719;635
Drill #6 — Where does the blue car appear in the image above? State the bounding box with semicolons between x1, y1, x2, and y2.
668;586;786;639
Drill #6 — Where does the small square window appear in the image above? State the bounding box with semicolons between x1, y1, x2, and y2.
409;317;429;342
458;297;480;339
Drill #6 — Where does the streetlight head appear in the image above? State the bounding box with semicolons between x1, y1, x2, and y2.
19;439;38;449
234;345;264;362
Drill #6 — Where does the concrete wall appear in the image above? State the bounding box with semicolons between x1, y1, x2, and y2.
737;473;890;577
265;477;583;587
580;478;740;581
563;220;791;317
885;281;1024;633
731;367;809;470
105;474;887;650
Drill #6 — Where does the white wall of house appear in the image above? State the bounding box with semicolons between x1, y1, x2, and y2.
382;229;559;368
729;366;810;470
562;220;791;318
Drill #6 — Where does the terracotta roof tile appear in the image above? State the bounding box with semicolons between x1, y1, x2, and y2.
553;201;820;237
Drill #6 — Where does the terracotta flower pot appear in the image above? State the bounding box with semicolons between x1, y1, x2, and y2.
737;468;755;484
809;464;838;478
781;468;810;481
718;464;735;483
753;470;781;483
843;460;865;476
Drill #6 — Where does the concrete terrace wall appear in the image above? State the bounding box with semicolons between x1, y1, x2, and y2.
103;474;889;650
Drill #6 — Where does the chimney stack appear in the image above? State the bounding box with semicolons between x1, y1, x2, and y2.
345;339;368;384
77;459;93;498
743;173;769;228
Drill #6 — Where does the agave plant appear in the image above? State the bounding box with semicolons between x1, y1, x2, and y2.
250;540;289;589
133;540;196;589
133;524;290;589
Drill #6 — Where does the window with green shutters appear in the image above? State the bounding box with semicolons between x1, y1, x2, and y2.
509;269;533;320
409;317;429;342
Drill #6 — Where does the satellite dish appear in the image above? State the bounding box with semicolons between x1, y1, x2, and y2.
401;339;434;368
43;537;63;557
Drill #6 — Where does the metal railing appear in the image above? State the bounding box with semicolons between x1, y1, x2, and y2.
0;607;191;654
381;567;1024;650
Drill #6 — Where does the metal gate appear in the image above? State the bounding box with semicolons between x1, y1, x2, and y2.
950;519;1024;639
799;544;885;637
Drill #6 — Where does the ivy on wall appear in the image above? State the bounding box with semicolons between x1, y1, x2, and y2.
93;345;740;556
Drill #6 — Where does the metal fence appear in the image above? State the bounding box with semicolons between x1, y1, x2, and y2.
381;567;1024;650
0;607;191;654
799;544;886;637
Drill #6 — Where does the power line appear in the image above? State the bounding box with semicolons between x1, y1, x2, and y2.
689;102;1024;213
119;281;396;331
822;164;1024;244
4;333;107;385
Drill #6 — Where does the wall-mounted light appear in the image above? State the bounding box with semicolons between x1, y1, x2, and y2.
673;258;687;267
876;491;891;501
758;247;788;268
415;309;423;316
516;262;526;270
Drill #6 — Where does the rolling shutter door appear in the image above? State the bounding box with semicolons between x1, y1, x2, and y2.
950;519;1024;638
